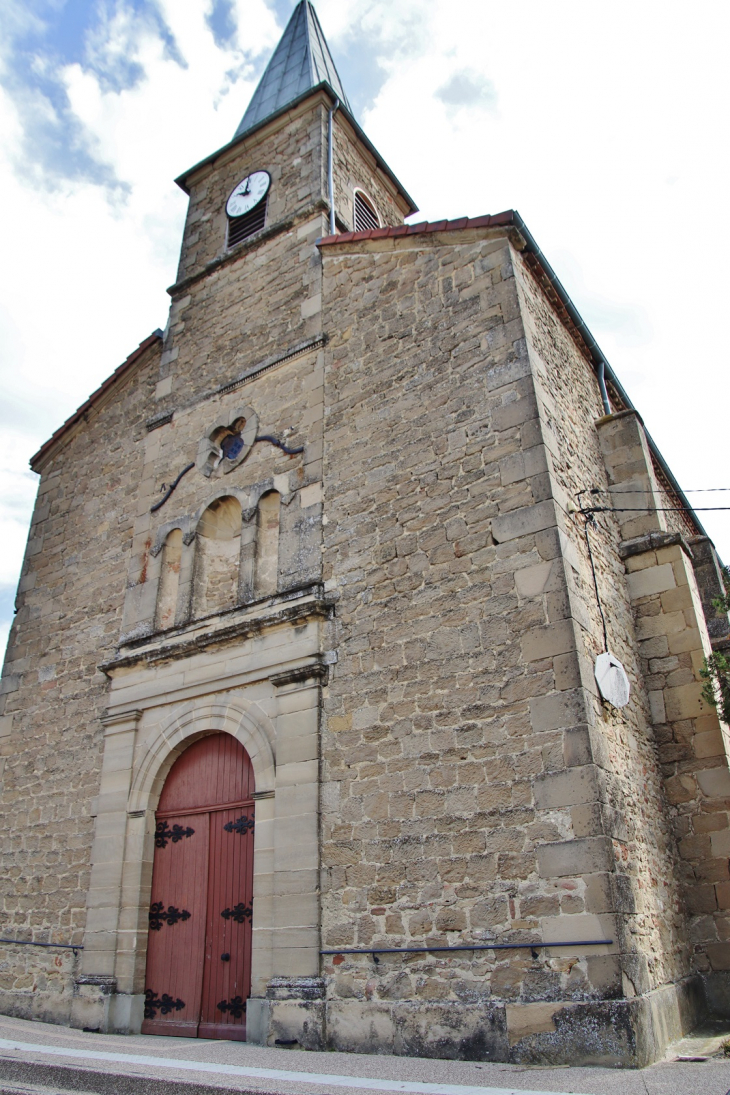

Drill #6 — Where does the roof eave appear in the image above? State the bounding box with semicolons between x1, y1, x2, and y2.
30;330;163;473
508;211;711;543
317;210;710;544
174;82;419;216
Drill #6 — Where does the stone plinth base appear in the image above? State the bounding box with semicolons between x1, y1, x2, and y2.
703;971;730;1018
0;974;711;1066
61;977;144;1035
247;975;709;1067
247;976;326;1050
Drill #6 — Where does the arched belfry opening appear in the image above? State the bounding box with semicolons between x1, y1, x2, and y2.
142;734;255;1040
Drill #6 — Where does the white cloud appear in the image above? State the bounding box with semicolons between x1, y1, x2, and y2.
356;0;730;552
0;428;38;587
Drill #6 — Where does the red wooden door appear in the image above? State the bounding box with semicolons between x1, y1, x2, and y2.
142;735;255;1040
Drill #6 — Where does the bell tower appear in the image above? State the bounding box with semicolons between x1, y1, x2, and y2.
154;0;417;419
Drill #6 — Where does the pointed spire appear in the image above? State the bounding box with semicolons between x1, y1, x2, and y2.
234;1;351;140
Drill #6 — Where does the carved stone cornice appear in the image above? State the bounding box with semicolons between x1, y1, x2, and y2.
167;200;330;298
618;531;694;561
100;599;332;676
100;709;142;729
270;661;329;689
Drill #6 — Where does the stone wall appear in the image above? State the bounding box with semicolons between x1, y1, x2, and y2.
619;537;730;967
331;112;407;233
317;227;630;1059
0;943;78;1025
120;338;325;644
594;408;730;999
1;83;722;1061
319;230;534;988
165;96;408;421
690;537;730;643
512;251;691;1000
0;339;161;1021
308;225;712;1063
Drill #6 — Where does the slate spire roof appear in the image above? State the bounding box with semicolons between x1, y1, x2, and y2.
234;1;351;139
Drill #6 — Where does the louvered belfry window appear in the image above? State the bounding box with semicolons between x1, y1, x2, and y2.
354;190;380;232
227;196;267;248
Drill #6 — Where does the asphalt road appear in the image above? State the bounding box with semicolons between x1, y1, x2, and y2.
0;1014;729;1095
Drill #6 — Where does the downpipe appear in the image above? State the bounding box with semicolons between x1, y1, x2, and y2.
327;97;340;235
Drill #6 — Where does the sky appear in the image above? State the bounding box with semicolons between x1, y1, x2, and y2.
1;0;729;661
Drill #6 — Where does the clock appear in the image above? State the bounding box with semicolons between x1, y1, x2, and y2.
226;171;270;218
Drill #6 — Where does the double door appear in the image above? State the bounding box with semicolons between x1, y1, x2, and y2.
142;734;255;1039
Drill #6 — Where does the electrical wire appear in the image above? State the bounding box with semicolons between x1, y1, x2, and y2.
606;487;730;494
571;486;727;655
582;506;730;514
577;490;609;652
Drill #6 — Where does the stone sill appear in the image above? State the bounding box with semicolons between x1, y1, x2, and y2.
167;199;329;298
102;586;332;675
619;530;694;561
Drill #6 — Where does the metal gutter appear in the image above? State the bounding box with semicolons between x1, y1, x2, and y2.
511;211;710;542
327;97;340;235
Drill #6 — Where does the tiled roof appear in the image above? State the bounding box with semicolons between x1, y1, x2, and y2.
30;331;163;471
316;210;516;247
234;1;351;140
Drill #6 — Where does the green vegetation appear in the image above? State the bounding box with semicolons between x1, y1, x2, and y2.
701;567;730;725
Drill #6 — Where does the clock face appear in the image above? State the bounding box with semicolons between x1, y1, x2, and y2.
226;171;270;218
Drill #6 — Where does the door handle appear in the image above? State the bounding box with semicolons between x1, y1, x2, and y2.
221;953;230;961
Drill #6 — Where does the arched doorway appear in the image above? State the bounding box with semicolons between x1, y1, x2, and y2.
142;734;255;1040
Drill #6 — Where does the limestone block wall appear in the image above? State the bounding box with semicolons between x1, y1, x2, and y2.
594;408;730;993
331;112;408;232
0;114;330;1021
0;339;162;1023
690;537;730;643
118;116;333;641
317;226;644;1059
513;253;690;998
651;469;699;544
173;93;407;336
620;538;730;967
159;210;327;414
1;92;401;1025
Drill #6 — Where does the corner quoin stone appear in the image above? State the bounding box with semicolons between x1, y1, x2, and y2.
491;499;557;543
537;838;614;878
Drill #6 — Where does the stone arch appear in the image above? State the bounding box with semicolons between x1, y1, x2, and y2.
193;495;243;617
353;187;380;231
190;487;250;535
151;517;191;559
255;489;281;597
155;527;183;630
128;698;276;816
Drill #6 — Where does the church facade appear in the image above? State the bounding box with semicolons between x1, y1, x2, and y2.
2;0;730;1068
